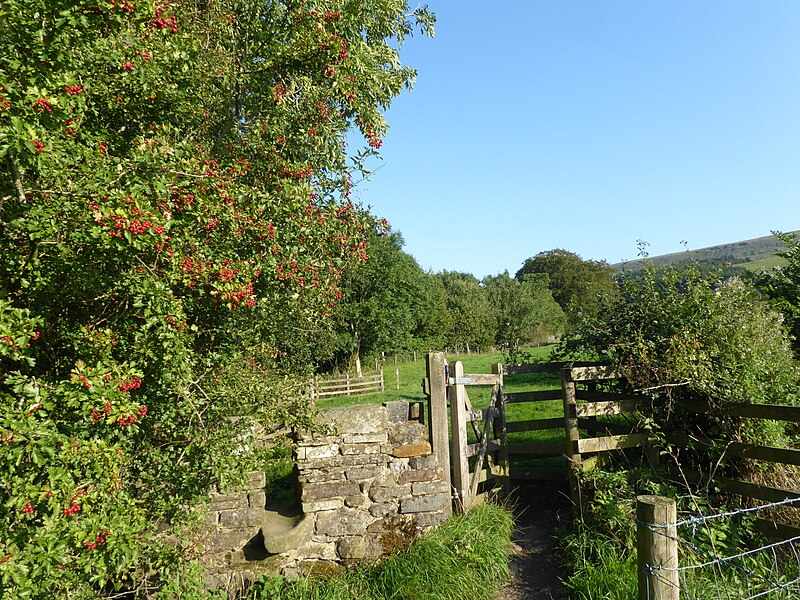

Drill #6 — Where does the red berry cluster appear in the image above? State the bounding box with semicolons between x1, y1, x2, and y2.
20;502;35;516
121;61;135;71
32;98;52;113
0;92;11;111
63;500;81;516
152;6;178;33
85;530;110;551
32;140;45;153
0;336;18;350
119;377;142;392
65;85;84;95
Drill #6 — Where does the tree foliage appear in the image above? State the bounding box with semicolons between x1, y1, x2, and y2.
758;232;800;354
434;272;495;353
482;272;564;359
516;248;616;327
0;0;433;595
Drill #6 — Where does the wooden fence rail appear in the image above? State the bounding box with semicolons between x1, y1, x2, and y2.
307;368;384;399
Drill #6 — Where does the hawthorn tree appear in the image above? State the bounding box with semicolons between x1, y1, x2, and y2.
0;0;433;596
434;271;495;353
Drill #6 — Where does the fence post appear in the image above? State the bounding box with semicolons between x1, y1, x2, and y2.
637;495;679;599
450;360;470;512
395;368;400;390
379;365;384;393
425;352;452;515
561;367;582;518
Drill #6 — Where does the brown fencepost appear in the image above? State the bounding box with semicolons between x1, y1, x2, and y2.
395;368;400;390
561;367;583;518
637;495;679;600
425;352;452;514
450;360;471;512
492;363;511;496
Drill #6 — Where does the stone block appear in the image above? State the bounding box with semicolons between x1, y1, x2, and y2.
303;499;344;512
414;510;449;527
316;509;375;536
296;444;339;460
369;483;411;504
409;455;438;470
302;481;360;501
340;443;381;455
299;541;338;561
411;480;450;496
248;491;266;509
341;432;388;444
388;458;410;473
391;442;431;458
209;492;250;511
246;471;266;490
369;502;398;518
388;420;428;445
320;405;388;435
337;536;383;560
300;453;384;469
398;467;443;485
298;469;340;483
400;494;450;514
344;495;367;508
205;511;220;526
204;528;254;552
345;466;385;481
219;508;266;528
383;401;410;424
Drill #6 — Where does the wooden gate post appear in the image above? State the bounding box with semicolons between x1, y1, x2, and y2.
561;367;582;518
492;363;511;496
450;361;471;512
426;352;451;515
637;495;679;599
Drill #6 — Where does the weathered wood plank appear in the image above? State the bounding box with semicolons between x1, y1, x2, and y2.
504;361;610;376
467;407;497;423
506;417;564;433
725;442;800;466
466;439;502;457
426;353;451;506
754;518;800;540
577;433;650;454
576;398;641;417
504;390;563;404
578;418;640;436
566;365;621;382
450;361;471;511
716;476;800;504
448;373;502;386
682;399;800;424
472;463;505;484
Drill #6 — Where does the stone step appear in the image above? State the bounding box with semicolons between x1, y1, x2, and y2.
260;505;314;555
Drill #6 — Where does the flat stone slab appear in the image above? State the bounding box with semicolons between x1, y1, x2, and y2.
260;505;314;555
319;405;388;435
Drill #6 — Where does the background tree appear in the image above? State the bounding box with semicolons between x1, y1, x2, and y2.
482;272;565;360
516;249;616;327
0;0;433;595
434;271;495;353
328;231;445;374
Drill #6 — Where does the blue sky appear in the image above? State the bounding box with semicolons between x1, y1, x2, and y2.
351;1;800;278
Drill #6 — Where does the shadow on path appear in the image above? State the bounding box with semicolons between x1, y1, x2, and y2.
495;481;571;600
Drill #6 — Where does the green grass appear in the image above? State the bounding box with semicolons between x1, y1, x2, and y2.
245;503;515;600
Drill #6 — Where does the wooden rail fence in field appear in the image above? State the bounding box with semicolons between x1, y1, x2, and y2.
307;368;384;399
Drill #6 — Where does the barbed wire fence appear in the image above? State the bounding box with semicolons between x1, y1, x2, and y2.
636;495;800;599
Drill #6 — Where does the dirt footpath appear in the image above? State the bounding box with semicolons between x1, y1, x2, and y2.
495;482;569;600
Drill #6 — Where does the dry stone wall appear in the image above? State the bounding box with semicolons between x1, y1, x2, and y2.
202;400;451;591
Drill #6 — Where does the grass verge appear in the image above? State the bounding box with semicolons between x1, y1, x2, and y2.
244;503;515;600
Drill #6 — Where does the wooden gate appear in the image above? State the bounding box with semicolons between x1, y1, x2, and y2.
424;352;655;514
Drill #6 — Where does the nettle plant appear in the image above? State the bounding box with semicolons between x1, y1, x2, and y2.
1;0;433;596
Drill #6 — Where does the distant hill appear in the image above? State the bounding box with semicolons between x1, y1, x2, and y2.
611;231;799;274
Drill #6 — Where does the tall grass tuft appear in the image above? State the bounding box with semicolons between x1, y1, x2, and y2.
245;503;515;600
